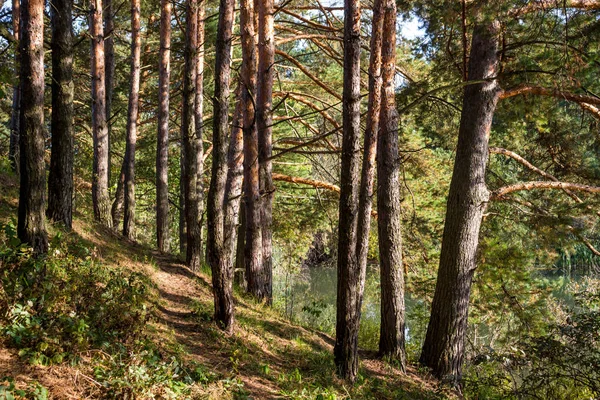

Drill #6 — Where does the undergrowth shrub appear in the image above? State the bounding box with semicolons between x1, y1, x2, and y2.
0;220;151;365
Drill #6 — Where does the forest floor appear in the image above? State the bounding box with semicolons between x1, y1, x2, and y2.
0;170;452;399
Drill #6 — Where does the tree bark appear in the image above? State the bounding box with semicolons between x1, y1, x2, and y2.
156;0;172;252
182;0;201;270
122;0;141;240
257;0;275;304
355;0;384;350
90;0;112;227
195;0;206;262
377;0;406;367
9;0;20;175
419;21;500;383
18;0;47;255
104;0;114;186
47;0;74;229
241;0;264;300
206;0;235;331
334;0;362;382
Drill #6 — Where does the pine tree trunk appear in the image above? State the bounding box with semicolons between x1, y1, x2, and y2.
122;0;141;239
355;0;384;343
18;0;47;255
104;0;114;185
47;0;74;229
182;0;201;270
156;0;172;253
334;0;362;382
207;0;235;331
180;154;187;254
377;0;406;367
241;0;264;300
195;0;206;262
9;0;20;175
257;0;274;304
90;0;112;227
419;21;500;383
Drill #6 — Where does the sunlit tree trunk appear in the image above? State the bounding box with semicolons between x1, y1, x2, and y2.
90;0;112;227
195;0;206;261
377;0;406;368
9;0;20;175
355;0;384;341
156;0;172;252
334;0;362;382
257;0;274;304
420;21;500;383
182;0;201;270
122;0;141;239
18;0;47;255
207;0;235;331
47;0;74;229
241;0;264;300
104;0;115;187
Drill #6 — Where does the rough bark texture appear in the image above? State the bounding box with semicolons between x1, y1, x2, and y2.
18;0;48;255
156;0;172;252
90;0;112;227
207;0;235;331
182;0;201;270
355;0;384;341
257;0;275;305
377;0;406;367
419;21;500;383
9;0;20;174
241;0;264;300
334;0;362;382
104;0;114;185
47;0;74;229
122;0;141;239
195;0;206;262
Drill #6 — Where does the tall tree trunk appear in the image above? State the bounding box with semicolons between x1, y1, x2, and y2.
122;0;141;239
156;0;172;252
182;0;201;270
207;0;235;331
195;0;206;262
9;0;20;175
47;0;74;229
377;0;406;368
419;21;500;383
180;154;187;253
257;0;274;304
90;0;112;227
354;0;384;346
241;0;264;300
104;0;114;186
18;0;47;255
334;0;362;382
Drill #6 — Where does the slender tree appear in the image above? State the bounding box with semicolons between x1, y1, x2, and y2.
377;0;406;367
104;0;115;186
355;0;384;348
207;0;235;331
90;0;112;227
156;0;172;252
334;0;362;382
195;0;206;260
419;21;501;383
9;0;20;175
241;0;264;300
182;0;201;270
18;0;47;254
257;0;275;304
47;0;74;229
122;0;141;239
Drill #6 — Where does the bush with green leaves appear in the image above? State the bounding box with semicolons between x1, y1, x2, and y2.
465;288;600;399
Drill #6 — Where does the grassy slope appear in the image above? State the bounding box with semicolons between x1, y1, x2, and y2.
0;170;453;399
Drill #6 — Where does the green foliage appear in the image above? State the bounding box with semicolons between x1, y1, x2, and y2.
0;377;48;400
